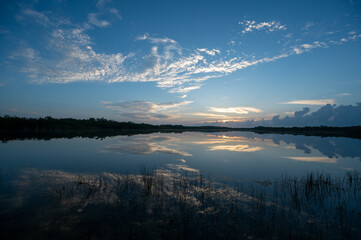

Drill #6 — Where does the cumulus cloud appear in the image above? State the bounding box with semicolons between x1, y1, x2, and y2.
206;103;361;128
281;99;335;105
239;20;286;34
270;103;361;127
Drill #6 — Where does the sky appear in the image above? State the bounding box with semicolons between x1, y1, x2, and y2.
0;0;361;127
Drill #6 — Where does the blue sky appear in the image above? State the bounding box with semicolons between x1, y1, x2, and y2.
0;0;361;126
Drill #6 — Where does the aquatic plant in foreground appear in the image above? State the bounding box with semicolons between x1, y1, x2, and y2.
1;168;360;239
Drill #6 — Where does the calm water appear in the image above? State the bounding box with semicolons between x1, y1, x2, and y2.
1;131;361;239
1;131;361;184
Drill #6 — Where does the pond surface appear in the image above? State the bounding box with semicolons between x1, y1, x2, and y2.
1;132;361;239
1;132;361;184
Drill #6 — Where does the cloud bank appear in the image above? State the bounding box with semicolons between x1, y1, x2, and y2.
225;103;361;127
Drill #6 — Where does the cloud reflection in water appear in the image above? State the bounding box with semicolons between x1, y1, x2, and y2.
284;156;338;164
101;135;191;156
208;144;263;152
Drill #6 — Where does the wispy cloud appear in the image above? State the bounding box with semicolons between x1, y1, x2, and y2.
169;85;202;94
13;13;128;84
192;113;232;119
338;93;351;96
209;144;263;152
284;111;295;116
197;48;220;56
281;99;335;105
16;7;72;28
10;47;38;60
104;100;192;112
190;106;261;124
292;41;327;54
239;20;286;34
190;114;248;124
208;107;263;114
109;8;122;20
303;21;315;30
10;9;361;97
284;156;337;164
19;8;51;26
96;0;111;9
328;33;361;45
136;33;177;44
103;142;192;156
102;100;192;121
167;164;199;172
88;13;110;27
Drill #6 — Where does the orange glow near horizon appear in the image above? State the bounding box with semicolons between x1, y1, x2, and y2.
284;156;337;163
208;144;263;152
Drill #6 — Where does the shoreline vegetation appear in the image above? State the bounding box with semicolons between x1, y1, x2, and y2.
1;116;361;239
1;115;361;141
1;168;360;239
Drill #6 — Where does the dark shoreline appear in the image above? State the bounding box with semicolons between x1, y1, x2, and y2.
1;116;361;141
241;126;361;139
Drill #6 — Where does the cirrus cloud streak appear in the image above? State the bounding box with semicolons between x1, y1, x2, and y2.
208;106;263;114
281;99;335;105
10;8;361;97
102;100;192;121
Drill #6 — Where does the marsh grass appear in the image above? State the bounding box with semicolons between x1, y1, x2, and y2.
2;168;360;239
42;169;361;239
